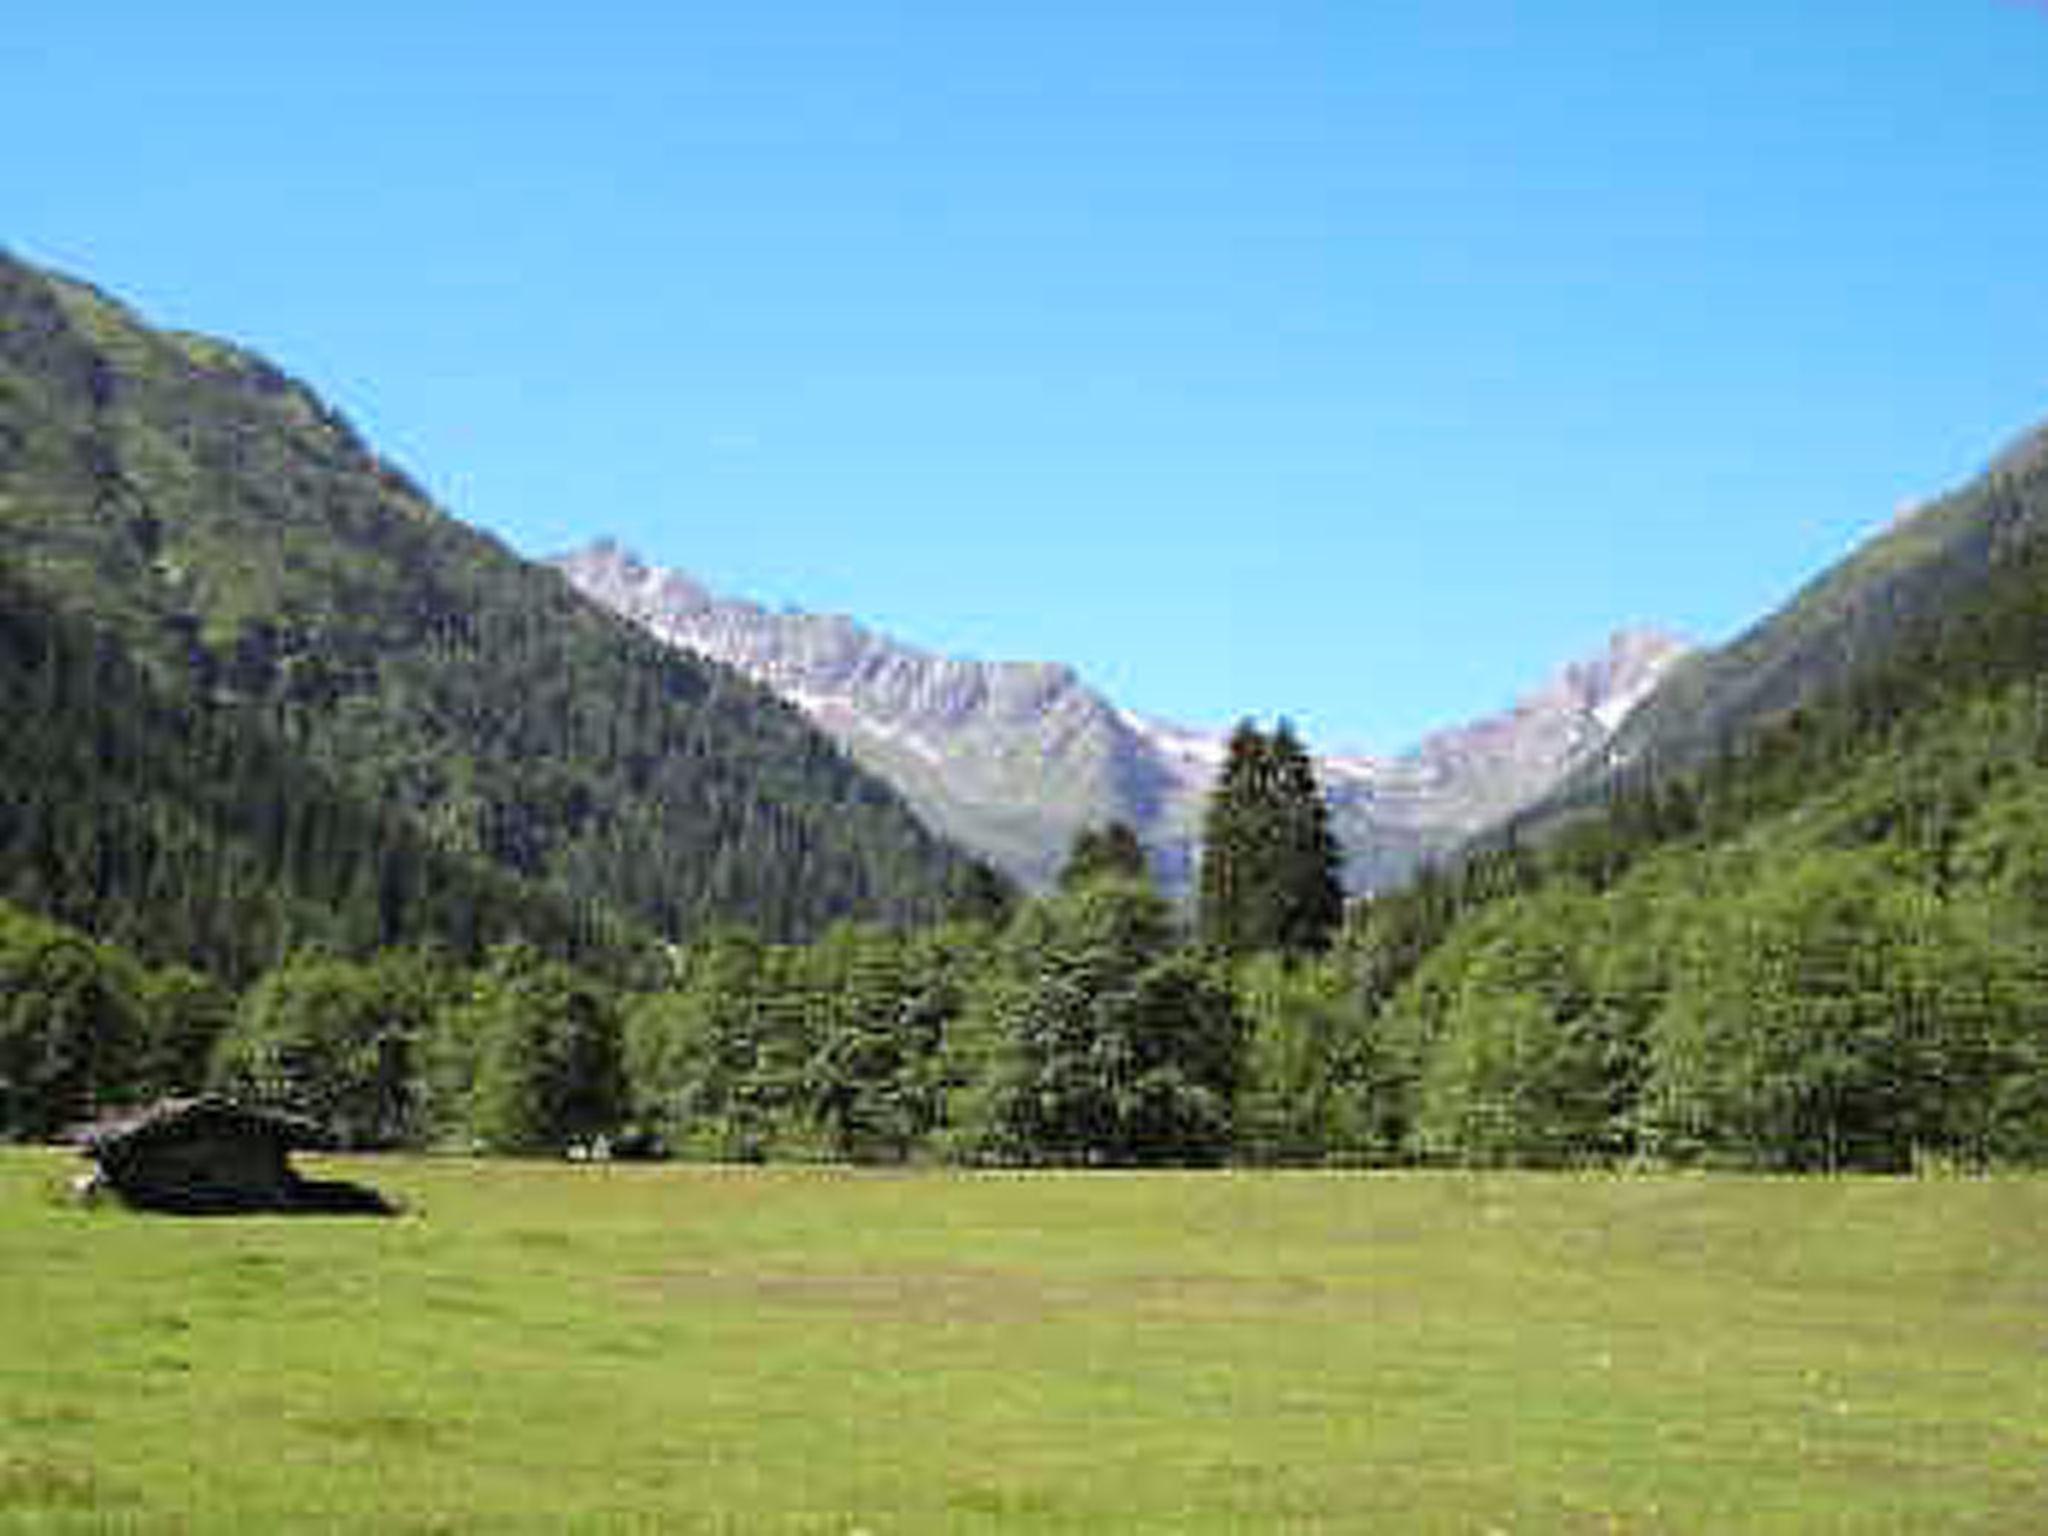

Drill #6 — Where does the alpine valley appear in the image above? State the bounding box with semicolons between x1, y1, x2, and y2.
7;246;2048;1182
556;540;1689;893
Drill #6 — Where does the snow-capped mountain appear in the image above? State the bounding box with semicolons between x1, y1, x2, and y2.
556;540;1688;892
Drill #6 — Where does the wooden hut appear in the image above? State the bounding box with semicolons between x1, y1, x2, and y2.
74;1096;389;1214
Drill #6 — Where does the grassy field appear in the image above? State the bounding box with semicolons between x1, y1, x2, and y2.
1;1152;2043;1534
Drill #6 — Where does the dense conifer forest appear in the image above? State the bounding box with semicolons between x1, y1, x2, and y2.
0;561;627;981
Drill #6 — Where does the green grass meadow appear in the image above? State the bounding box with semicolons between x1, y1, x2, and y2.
2;1152;2044;1533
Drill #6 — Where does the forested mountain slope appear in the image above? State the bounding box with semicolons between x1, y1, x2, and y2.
0;251;977;953
1580;416;2048;784
1328;418;2048;1171
0;561;618;981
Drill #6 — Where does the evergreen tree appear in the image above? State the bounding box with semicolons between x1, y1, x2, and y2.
459;947;626;1155
1197;721;1345;960
211;949;454;1149
799;924;952;1163
0;903;149;1138
966;879;1244;1166
1383;886;1624;1167
135;966;236;1099
620;927;788;1161
1059;821;1150;891
945;858;1019;930
1233;952;1381;1165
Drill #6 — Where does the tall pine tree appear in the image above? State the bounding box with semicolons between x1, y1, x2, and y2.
1197;720;1345;960
1059;821;1151;891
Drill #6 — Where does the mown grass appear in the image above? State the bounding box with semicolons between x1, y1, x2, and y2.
2;1151;2044;1533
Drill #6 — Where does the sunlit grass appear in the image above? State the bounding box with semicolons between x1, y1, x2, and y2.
3;1151;2043;1532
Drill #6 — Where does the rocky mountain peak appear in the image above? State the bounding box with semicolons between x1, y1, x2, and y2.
1544;627;1693;727
556;540;1691;892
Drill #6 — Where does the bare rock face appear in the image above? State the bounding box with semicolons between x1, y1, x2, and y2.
556;541;1688;893
1319;628;1690;890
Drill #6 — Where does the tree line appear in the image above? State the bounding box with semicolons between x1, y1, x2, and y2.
9;648;2048;1171
0;722;1344;1162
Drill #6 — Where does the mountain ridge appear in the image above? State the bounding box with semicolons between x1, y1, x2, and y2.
556;540;1689;892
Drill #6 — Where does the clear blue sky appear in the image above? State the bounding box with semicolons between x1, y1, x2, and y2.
8;2;2048;752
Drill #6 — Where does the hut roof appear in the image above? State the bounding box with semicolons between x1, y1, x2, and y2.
73;1095;326;1157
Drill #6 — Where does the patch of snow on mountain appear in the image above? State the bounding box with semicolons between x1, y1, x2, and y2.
557;540;1693;893
786;686;946;767
1593;676;1657;735
1119;711;1227;784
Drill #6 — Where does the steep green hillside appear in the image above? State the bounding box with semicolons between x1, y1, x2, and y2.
1316;429;2048;1171
1591;418;2048;778
0;561;619;980
0;251;976;950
